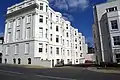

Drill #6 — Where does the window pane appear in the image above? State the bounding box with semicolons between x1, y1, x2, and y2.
56;47;59;54
111;20;118;29
113;36;120;45
56;26;59;31
50;34;52;41
56;35;59;43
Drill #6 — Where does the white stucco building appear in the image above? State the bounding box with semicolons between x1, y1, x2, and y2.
93;0;120;64
3;0;88;67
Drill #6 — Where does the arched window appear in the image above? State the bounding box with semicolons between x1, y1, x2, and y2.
28;58;31;64
13;58;16;64
18;58;21;64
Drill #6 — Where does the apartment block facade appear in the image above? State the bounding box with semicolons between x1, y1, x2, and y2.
93;0;120;64
3;0;88;67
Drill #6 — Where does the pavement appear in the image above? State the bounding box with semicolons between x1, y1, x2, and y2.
0;64;120;80
87;67;120;74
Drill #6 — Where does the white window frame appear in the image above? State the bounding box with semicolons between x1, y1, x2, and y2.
15;44;19;54
50;47;53;54
16;18;20;27
39;15;43;23
67;40;69;47
39;27;43;38
6;45;9;55
46;29;48;39
8;32;11;42
25;43;29;54
39;43;43;53
26;15;31;24
50;34;52;41
56;35;59;43
16;30;20;40
56;47;59;55
26;27;30;39
40;3;43;10
67;50;69;56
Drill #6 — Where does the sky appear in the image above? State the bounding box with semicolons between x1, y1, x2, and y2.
0;0;109;44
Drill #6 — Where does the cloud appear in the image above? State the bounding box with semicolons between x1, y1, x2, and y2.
49;0;68;10
86;37;94;47
62;13;74;21
107;0;116;2
49;0;89;11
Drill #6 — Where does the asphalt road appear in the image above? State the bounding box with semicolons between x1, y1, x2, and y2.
0;64;120;80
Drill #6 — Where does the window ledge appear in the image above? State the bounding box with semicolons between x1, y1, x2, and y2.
5;54;9;56
25;53;29;55
14;53;18;55
111;29;119;32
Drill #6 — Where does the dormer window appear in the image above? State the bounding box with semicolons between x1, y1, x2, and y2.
106;7;117;12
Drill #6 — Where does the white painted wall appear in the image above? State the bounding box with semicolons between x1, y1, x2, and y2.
3;0;88;67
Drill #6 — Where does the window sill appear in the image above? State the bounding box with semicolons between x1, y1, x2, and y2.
25;53;29;55
26;23;30;24
14;53;18;55
5;54;9;56
17;25;20;27
111;29;119;32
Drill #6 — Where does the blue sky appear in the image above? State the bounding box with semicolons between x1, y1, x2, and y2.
0;0;108;43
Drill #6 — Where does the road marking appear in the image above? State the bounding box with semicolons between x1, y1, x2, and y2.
0;69;24;75
36;75;76;80
0;69;29;79
0;69;76;80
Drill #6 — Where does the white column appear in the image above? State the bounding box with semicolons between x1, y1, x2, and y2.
21;16;25;40
12;19;16;42
4;22;8;43
34;12;38;39
22;16;26;40
32;13;35;39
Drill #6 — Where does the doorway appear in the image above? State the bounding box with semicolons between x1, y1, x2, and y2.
52;59;54;67
13;58;16;64
28;58;31;64
0;53;2;63
5;59;7;64
18;58;21;64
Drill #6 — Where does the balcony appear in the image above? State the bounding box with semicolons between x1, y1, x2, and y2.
107;11;120;18
6;0;38;18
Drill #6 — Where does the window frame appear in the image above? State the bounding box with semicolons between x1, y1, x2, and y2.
111;20;118;29
39;15;43;23
39;43;43;53
40;3;43;10
113;36;120;45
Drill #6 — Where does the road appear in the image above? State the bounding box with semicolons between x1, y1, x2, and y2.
0;64;120;80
